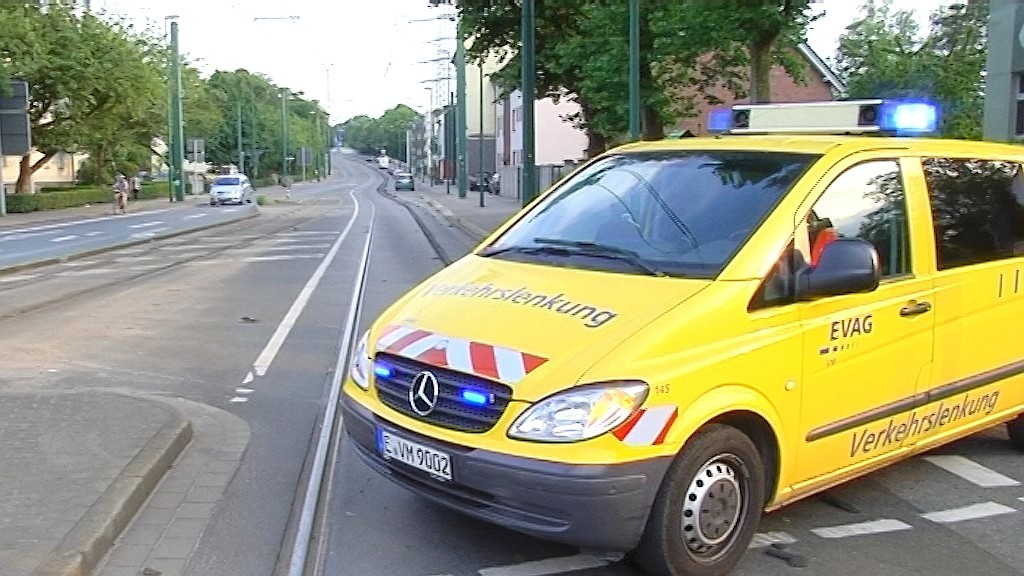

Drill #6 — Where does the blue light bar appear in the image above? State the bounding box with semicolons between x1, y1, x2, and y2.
707;108;732;133
373;362;394;380
877;101;939;135
459;389;491;407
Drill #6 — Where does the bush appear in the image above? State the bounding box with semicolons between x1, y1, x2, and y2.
256;195;267;206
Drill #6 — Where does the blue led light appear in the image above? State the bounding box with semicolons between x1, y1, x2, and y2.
707;108;732;133
878;101;939;135
373;362;394;379
460;389;491;407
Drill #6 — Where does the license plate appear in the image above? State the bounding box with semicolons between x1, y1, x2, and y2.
377;428;452;481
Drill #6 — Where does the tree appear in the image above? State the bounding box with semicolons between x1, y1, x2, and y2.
341;106;420;162
0;3;166;191
457;0;816;156
835;0;987;139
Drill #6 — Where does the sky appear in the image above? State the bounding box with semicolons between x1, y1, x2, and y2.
90;0;952;125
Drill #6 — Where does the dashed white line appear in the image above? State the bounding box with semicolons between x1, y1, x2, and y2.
921;501;1017;524
183;213;209;220
810;519;913;539
51;235;77;242
231;244;331;252
84;231;103;236
243;254;325;262
129;221;165;229
234;388;254;394
477;554;608;576
923;455;1021;487
55;268;118;276
749;531;798;548
277;231;337;236
0;274;41;283
0;209;172;236
129;227;171;240
229;397;249;403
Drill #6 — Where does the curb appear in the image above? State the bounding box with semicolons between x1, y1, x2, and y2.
32;396;194;576
0;206;260;276
418;196;488;241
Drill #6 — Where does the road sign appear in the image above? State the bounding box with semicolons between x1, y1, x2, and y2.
0;80;32;156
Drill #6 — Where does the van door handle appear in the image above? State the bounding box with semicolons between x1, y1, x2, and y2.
899;301;932;317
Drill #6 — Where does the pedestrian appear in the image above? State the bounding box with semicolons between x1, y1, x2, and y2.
130;174;141;201
113;172;129;214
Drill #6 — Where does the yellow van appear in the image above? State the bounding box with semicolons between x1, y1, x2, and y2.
341;100;1024;576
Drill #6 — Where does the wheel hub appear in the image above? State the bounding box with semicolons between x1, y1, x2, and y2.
682;457;742;556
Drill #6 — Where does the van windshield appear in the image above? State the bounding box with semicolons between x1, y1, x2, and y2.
480;150;818;279
214;177;240;186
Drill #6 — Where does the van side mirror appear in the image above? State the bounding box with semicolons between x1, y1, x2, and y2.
796;237;881;300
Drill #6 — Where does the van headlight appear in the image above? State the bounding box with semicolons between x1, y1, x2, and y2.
508;381;649;442
349;331;371;390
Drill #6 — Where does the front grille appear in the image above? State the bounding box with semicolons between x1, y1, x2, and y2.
373;352;512;433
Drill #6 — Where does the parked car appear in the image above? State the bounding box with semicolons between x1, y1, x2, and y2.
394;172;415;191
209;174;253;206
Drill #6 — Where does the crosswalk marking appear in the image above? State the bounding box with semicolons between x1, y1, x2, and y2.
922;455;1021;487
921;501;1017;524
810;519;913;539
51;235;77;242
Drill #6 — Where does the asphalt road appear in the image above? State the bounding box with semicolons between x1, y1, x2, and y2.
0;198;258;271
5;153;1024;576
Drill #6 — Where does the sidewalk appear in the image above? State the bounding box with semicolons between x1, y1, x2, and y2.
0;390;191;576
411;180;524;241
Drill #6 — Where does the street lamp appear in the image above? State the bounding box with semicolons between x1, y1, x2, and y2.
254;16;301;190
629;0;641;141
163;15;179;201
521;0;537;206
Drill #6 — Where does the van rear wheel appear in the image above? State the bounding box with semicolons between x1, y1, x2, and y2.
1006;415;1024;451
631;424;764;576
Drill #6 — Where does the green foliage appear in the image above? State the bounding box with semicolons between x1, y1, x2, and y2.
457;0;816;153
835;0;986;139
0;3;167;190
341;105;420;162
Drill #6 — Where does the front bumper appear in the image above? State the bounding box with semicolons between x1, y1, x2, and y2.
341;392;672;551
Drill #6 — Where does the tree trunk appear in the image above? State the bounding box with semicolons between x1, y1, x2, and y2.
585;129;607;158
15;155;33;193
93;145;107;185
748;36;776;104
641;104;663;141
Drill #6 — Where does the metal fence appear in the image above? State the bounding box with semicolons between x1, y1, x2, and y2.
496;163;578;200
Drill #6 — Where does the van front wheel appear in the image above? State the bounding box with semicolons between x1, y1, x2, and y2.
632;424;764;576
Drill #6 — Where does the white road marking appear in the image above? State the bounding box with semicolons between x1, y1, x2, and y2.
55;268;118;276
129;221;164;229
0;231;61;242
51;235;77;242
476;554;608;576
0;274;40;283
183;213;209;220
127;265;164;271
242;372;254;385
243;254;325;262
277;230;337;236
115;256;160;261
921;501;1017;524
61;260;102;267
0;209;172;236
923;455;1021;487
251;193;360;377
749;531;798;548
84;231;103;237
811;519;913;539
129;227;171;239
159;244;229;250
229;396;249;403
230;244;331;252
235;388;254;394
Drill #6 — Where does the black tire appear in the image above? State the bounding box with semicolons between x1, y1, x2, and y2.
1006;415;1024;451
632;424;765;576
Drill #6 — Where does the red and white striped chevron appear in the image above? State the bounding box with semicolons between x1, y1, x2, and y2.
613;405;678;446
375;325;547;384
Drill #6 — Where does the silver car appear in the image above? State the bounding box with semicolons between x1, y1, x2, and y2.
209;175;253;206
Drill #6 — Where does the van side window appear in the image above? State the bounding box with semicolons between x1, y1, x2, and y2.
922;158;1024;270
809;160;910;278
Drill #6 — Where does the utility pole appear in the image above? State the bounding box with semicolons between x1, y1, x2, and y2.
170;21;186;202
236;99;244;174
629;0;641;141
478;62;485;208
281;89;290;191
456;33;468;199
521;0;537;206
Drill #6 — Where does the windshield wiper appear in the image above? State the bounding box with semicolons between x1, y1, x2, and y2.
531;237;667;277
